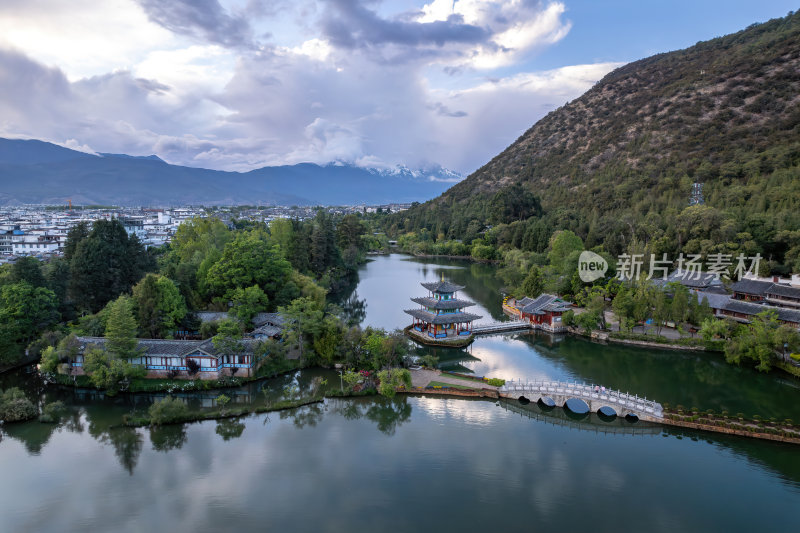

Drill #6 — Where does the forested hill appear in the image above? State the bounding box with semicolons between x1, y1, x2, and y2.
390;12;800;273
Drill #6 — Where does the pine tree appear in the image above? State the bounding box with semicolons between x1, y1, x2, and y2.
105;295;139;359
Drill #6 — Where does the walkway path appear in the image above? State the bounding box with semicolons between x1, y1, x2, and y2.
409;368;499;390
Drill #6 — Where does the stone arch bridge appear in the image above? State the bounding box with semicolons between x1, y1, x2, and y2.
499;380;664;422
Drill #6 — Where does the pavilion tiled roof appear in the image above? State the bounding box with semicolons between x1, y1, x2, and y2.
410;296;475;310
420;280;465;294
404;308;482;325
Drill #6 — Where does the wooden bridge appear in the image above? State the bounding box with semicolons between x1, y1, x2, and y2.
499;379;664;422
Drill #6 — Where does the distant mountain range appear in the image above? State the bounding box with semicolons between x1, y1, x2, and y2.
0;138;463;206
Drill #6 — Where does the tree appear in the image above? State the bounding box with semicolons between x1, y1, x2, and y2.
105;295;139;360
0;388;38;422
668;283;690;326
83;345;146;393
574;310;599;334
0;282;59;363
547;230;584;274
10;256;46;288
205;231;293;307
521;265;545;297
652;289;670;335
612;287;634;331
212;319;246;372
44;257;74;320
63;221;90;261
584;287;608;330
132;273;187;338
69;219;153;312
280;297;326;361
376;368;412;398
229;285;269;324
722;311;800;372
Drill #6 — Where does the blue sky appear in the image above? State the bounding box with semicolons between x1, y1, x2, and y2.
0;1;795;174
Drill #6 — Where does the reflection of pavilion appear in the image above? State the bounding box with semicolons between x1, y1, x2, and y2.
405;279;482;340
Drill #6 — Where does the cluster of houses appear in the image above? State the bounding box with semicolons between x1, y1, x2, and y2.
502;271;800;334
0;206;202;261
70;313;285;380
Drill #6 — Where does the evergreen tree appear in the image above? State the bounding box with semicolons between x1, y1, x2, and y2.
132;274;187;338
10;256;46;288
63;221;90;261
69;219;153;313
521;265;545;297
105;295;139;359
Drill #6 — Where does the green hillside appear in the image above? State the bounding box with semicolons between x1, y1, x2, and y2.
389;12;800;273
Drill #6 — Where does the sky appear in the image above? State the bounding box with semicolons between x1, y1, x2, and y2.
0;0;796;174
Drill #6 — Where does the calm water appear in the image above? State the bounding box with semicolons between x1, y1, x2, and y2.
2;253;800;532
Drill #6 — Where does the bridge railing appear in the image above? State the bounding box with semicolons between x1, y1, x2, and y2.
498;379;663;416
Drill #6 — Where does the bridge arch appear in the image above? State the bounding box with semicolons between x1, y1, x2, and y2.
597;406;617;419
538;396;556;408
564;398;590;414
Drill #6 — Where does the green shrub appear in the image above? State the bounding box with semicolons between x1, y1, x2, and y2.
487;378;506;387
148;396;189;425
0;388;38;422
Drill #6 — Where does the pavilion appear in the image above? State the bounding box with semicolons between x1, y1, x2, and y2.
405;278;482;339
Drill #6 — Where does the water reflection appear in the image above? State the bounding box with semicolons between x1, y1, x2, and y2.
216;418;246;440
150;423;188;452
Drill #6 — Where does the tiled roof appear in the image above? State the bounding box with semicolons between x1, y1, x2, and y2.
519;294;572;315
654;269;724;289
76;336;259;358
404;308;482;324
420;280;465;294
252;324;282;338
692;290;730;311
765;284;800;299
730;279;773;296
252;312;286;327
722;300;800;324
410;296;475;310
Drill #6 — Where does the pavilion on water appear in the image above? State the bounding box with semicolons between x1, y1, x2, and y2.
405;277;482;339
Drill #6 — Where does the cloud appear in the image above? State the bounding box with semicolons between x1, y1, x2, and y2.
321;0;489;49
0;1;621;175
135;0;255;48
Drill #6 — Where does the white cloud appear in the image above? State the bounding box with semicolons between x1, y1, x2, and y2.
0;0;621;175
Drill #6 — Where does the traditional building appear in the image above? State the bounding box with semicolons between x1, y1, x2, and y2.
506;294;572;332
70;315;287;380
718;300;800;328
731;279;800;310
405;279;481;339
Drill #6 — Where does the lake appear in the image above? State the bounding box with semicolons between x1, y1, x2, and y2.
1;253;799;532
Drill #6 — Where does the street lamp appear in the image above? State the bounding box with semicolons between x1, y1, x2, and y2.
335;363;343;392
